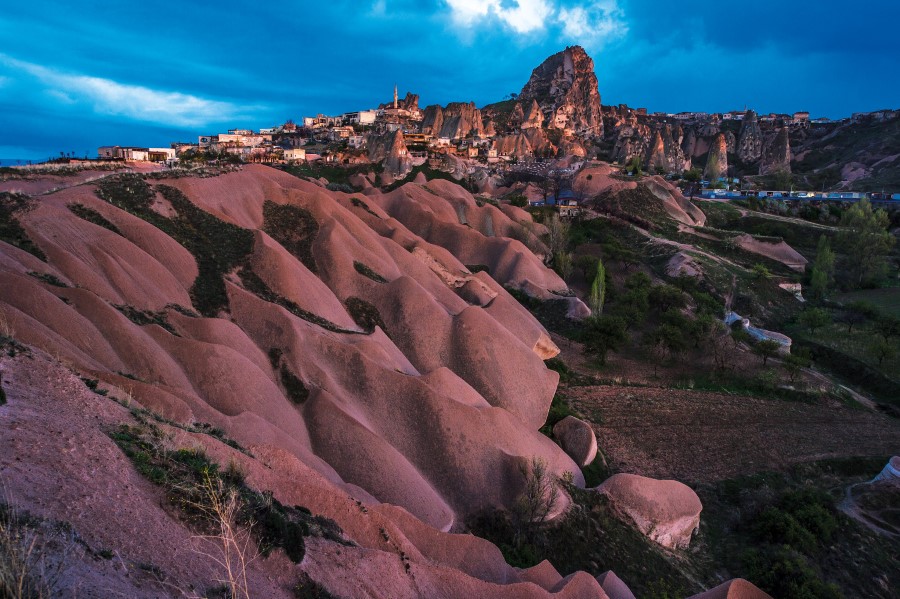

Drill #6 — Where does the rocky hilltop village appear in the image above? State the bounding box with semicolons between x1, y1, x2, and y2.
1;45;898;599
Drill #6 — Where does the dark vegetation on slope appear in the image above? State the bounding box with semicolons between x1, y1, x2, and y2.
344;297;388;334
236;267;361;335
67;203;122;235
261;201;319;274
695;457;900;599
353;260;388;283
95;175;255;316
0;192;46;261
113;304;179;336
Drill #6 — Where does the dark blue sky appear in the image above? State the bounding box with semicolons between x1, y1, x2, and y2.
2;0;898;159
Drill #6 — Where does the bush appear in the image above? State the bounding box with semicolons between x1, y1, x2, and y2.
508;194;528;208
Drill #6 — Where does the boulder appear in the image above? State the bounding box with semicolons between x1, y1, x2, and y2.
596;473;702;549
552;416;598;467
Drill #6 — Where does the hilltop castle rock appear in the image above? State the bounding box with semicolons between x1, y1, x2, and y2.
519;45;603;138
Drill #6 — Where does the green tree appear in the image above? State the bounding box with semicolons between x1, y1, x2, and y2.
589;259;607;316
837;198;895;287
809;267;828;301
838;308;866;333
582;315;627;365
798;308;831;333
875;316;900;341
682;168;701;182
649;284;688;312
545;214;570;257
574;254;599;280
753;339;782;366
553;252;573;282
783;348;811;383
869;338;897;366
814;235;835;282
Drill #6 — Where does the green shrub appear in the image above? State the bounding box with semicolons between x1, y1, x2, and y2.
262;201;319;273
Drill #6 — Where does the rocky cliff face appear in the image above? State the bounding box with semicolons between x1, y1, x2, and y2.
760;127;792;175
367;129;411;178
705;133;729;179
738;110;763;163
422;104;444;136
440;102;484;139
522;99;544;130
518;45;602;137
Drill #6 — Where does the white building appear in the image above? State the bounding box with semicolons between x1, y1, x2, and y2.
284;148;307;162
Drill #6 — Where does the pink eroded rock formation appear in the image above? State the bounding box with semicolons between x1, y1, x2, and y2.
596;570;637;599
519;45;603;137
0;347;611;599
597;473;703;549
687;579;774;599
1;165;589;527
553;416;598;467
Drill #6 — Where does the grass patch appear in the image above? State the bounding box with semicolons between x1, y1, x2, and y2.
0;192;46;261
68;203;122;235
353;261;388;283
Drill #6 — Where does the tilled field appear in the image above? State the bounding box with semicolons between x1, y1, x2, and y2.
568;385;900;484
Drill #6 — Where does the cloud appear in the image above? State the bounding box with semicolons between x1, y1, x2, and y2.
0;54;260;128
557;1;628;46
445;0;553;34
444;0;626;44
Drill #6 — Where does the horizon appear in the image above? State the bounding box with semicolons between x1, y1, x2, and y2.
2;1;899;159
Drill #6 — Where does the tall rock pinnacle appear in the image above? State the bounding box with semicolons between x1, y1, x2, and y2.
518;45;603;138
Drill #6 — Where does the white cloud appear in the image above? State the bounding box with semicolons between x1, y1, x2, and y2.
557;1;628;46
0;54;258;128
445;0;553;34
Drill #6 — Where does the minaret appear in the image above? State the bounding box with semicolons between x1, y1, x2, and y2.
394;85;398;109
